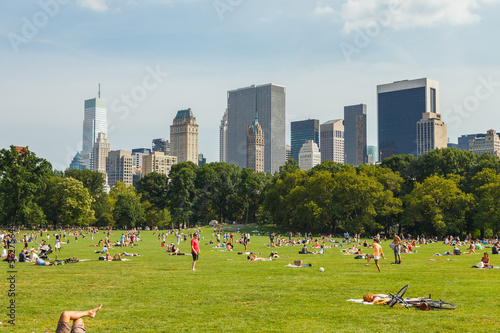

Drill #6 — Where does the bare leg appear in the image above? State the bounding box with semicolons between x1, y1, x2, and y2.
365;254;373;266
59;304;102;322
192;260;196;270
375;259;381;272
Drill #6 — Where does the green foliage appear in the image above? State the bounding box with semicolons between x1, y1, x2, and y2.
41;177;95;227
0;146;52;226
136;172;169;209
113;192;145;229
404;174;473;236
168;162;198;228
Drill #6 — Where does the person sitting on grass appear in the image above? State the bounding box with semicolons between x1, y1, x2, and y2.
481;253;493;268
453;245;461;255
492;244;498;255
55;304;102;333
301;245;312;254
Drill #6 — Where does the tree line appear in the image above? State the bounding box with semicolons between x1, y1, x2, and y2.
1;145;500;237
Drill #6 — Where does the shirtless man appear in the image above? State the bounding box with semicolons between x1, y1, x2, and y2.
392;234;402;264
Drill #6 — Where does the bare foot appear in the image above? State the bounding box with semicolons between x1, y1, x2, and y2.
89;304;102;318
365;264;369;266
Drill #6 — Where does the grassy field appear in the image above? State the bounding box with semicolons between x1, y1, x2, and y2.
2;227;500;333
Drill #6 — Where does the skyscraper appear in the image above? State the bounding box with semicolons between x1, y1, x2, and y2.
170;108;199;164
377;78;439;160
69;152;86;170
219;110;228;162
320;119;344;164
344;104;367;165
367;145;378;164
247;110;265;173
106;150;133;187
131;148;151;170
290;119;319;163
152;138;170;155
93;132;110;174
299;140;321;171
82;91;107;169
416;112;447;157
227;83;286;173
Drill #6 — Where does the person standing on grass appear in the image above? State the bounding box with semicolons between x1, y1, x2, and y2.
392;233;402;264
191;233;200;270
365;238;386;272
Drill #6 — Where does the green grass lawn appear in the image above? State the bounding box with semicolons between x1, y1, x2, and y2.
2;227;500;332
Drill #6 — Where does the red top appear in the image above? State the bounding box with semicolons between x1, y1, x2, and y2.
191;238;200;253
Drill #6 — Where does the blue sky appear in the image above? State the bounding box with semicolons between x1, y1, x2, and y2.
1;0;500;170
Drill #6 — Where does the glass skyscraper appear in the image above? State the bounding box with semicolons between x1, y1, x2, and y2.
344;104;367;166
290;119;319;163
377;78;439;160
227;84;286;173
82;97;107;169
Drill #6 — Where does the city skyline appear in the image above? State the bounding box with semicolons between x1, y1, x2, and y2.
2;1;500;169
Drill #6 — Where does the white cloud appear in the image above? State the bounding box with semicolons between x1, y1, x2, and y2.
329;0;500;33
314;5;335;15
78;0;109;12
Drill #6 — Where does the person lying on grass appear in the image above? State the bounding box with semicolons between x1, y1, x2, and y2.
362;293;429;309
105;252;123;261
54;304;101;333
33;257;54;266
247;254;271;261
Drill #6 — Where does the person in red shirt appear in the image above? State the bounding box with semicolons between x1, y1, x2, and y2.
191;233;200;270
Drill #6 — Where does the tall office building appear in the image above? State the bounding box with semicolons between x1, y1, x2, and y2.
170;108;199;164
227;83;286;173
198;153;207;167
142;151;178;176
469;129;500;157
131;148;151;170
93;132;110;174
377;78;439;160
219;110;228;162
106;150;133;187
299;140;321;171
152;138;170;155
416;112;447;157
285;144;291;161
246;111;265;172
291;119;319;163
70;152;86;170
367;145;378;164
344;104;367;165
320;119;344;164
82;92;107;169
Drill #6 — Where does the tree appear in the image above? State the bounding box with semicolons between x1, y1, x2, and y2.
136;172;169;209
470;169;500;237
237;168;266;224
113;192;145;229
41;177;95;227
404;174;473;236
168;162;198;228
0;146;52;226
64;168;107;221
414;148;476;182
381;154;417;194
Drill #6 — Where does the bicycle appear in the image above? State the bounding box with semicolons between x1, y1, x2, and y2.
387;285;456;310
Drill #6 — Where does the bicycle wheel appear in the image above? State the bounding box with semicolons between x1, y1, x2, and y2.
426;300;456;310
395;285;409;298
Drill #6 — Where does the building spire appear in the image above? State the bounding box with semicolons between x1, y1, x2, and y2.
98;83;101;98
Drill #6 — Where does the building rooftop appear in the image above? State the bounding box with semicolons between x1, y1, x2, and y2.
175;108;194;120
322;119;343;125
